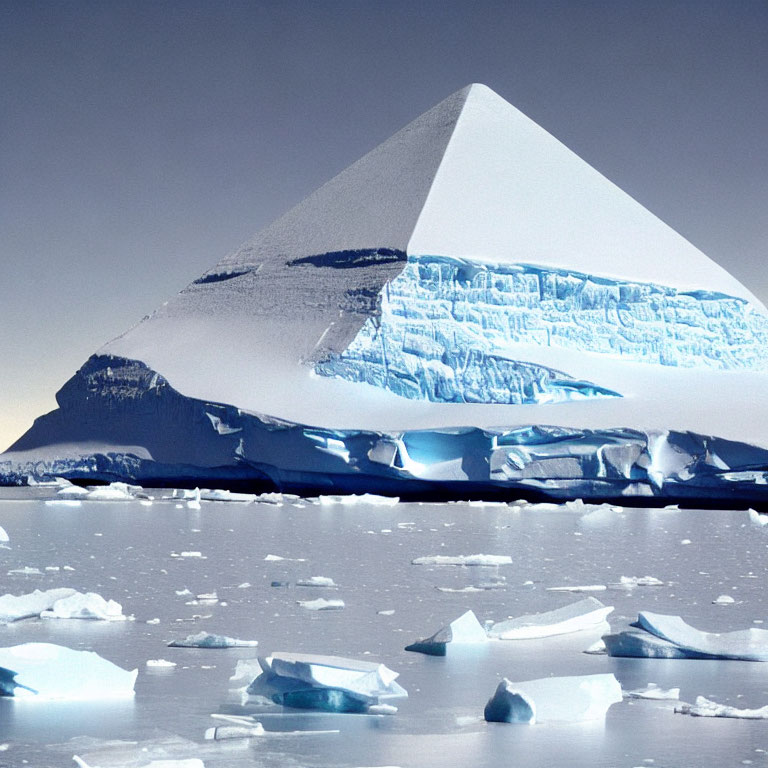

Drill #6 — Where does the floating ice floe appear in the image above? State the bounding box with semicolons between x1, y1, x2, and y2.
0;643;137;699
546;585;607;593
84;483;138;501
169;631;258;648
57;485;89;497
604;611;768;660
405;610;488;655
412;554;512;566
297;598;345;611
617;576;664;587
204;724;265;740
675;696;768;719
484;673;622;724
265;554;306;562
487;597;613;640
7;566;42;576
713;594;736;605
0;588;126;622
41;591;127;621
316;494;399;506
296;576;337;588
0;526;8;545
244;652;407;713
625;683;680;700
748;509;768;526
146;659;177;668
74;757;203;768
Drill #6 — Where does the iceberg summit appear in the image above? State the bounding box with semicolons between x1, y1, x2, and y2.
2;84;768;506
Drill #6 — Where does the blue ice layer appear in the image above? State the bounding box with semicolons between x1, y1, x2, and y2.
317;256;768;404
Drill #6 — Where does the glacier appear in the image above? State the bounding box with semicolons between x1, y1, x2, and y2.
317;256;768;405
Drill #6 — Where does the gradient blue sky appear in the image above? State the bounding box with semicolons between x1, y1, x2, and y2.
1;0;766;450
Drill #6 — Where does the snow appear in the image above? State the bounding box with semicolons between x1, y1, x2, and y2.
0;643;137;699
405;610;488;656
412;554;512;566
605;611;768;660
676;696;768;719
168;632;258;648
0;588;125;622
244;652;407;713
625;683;680;700
297;598;345;611
487;597;613;640
484;673;622;724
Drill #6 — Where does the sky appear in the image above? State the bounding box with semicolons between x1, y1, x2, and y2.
1;0;766;451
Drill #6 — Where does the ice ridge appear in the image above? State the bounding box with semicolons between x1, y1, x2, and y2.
317;255;768;405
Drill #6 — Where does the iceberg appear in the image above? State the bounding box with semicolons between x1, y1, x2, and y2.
297;598;345;611
605;611;768;660
3;84;768;507
0;643;137;699
296;576;337;588
484;673;622;724
0;588;125;622
676;696;768;719
625;683;680;700
405;610;488;655
412;555;512;566
168;631;258;648
244;652;407;713
487;597;613;640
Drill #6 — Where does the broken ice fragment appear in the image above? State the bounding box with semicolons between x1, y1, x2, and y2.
146;659;177;668
0;643;137;699
484;674;622;724
405;610;488;656
605;611;768;660
204;724;265;740
297;598;345;611
169;631;258;648
412;554;512;566
296;576;337;588
245;652;407;713
617;576;664;587
675;696;768;719
0;588;77;622
625;683;680;700
546;584;606;593
713;594;736;605
41;591;127;621
487;597;613;640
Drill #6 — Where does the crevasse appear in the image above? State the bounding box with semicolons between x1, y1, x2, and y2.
316;256;768;404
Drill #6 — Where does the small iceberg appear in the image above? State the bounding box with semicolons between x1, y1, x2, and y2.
625;683;680;700
297;598;345;611
169;631;258;649
484;673;622;724
244;652;407;713
488;598;613;640
412;554;512;566
84;482;139;501
604;611;768;660
296;576;337;588
0;589;125;622
617;576;664;587
676;696;768;719
405;610;488;656
0;643;137;699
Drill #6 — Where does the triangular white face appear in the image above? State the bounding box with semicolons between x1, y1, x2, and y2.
409;84;762;308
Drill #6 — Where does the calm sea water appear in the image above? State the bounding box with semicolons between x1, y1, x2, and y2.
0;489;766;767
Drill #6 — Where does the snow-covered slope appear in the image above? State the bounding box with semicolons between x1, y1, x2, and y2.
3;84;768;504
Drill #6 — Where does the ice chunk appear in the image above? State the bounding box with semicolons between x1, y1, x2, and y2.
204;724;265;740
296;576;337;588
41;592;126;621
297;598;345;611
57;485;89;497
0;643;137;699
168;631;258;648
316;494;399;506
199;488;258;502
617;576;664;587
605;611;768;660
675;695;768;719
74;758;204;768
625;683;680;700
713;594;736;605
412;554;512;566
0;588;77;622
484;673;622;724
405;610;488;656
85;483;136;501
546;584;607;593
245;652;407;713
748;508;768;526
488;598;613;640
146;659;177;668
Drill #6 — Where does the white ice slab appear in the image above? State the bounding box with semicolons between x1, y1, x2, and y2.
488;597;613;640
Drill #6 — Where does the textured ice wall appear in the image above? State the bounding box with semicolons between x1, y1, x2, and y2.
317;256;768;404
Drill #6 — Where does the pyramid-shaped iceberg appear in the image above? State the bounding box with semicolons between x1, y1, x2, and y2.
3;84;768;504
